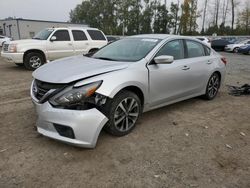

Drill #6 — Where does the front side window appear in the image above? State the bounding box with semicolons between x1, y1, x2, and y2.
156;40;184;60
186;40;205;58
87;30;106;40
52;30;70;41
93;38;161;62
72;30;88;41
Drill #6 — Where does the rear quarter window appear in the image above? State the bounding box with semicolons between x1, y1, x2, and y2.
87;30;106;41
204;46;211;56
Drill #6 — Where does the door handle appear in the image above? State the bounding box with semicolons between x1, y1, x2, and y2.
207;60;213;64
68;43;73;46
182;65;190;70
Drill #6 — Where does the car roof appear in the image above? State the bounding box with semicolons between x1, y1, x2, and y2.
46;27;99;30
129;34;174;40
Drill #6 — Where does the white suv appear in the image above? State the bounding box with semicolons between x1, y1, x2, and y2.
1;27;107;70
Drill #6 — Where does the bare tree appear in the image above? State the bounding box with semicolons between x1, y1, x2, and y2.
201;0;208;33
221;0;229;25
214;0;221;27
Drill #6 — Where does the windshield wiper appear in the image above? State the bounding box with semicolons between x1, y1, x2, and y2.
94;57;117;61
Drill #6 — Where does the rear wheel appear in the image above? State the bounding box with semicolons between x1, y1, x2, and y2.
102;91;142;136
24;52;44;70
203;73;221;100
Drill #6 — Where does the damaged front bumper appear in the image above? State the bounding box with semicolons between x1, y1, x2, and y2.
33;101;108;148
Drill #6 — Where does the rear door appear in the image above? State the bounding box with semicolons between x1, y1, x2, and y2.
72;30;89;55
46;29;74;60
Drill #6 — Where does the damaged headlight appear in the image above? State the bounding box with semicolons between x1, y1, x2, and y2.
49;81;102;106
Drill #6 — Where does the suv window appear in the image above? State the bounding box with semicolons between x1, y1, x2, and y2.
186;40;205;58
87;30;106;40
156;40;184;60
52;30;70;41
72;30;88;41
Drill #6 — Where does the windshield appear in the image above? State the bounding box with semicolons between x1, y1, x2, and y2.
33;29;54;40
93;38;161;62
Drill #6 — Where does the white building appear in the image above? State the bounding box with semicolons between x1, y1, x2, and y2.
0;18;88;40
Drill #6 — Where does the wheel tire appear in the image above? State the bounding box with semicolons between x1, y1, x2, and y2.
102;90;142;137
15;63;24;67
233;47;239;53
24;52;44;70
203;72;221;100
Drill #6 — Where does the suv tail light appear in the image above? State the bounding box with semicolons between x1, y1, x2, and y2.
221;57;227;65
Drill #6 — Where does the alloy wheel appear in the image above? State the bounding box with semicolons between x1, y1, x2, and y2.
114;97;139;132
208;74;220;98
29;56;42;68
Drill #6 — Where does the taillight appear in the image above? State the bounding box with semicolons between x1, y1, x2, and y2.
221;57;227;65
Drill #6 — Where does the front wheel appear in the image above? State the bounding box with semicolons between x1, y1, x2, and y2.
203;73;221;100
24;52;44;70
233;47;239;53
102;91;142;136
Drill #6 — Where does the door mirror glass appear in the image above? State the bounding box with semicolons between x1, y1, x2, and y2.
154;55;174;64
50;36;57;42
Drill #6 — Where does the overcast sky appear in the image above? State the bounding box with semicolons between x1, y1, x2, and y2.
0;0;83;22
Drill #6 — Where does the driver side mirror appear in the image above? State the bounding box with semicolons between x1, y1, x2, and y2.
154;55;174;64
50;36;57;42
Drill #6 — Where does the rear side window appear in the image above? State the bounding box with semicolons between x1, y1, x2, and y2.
186;40;205;58
204;46;211;56
52;30;70;41
156;40;184;60
72;30;88;41
87;30;106;40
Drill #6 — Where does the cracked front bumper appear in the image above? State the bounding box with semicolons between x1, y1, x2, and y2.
33;101;108;148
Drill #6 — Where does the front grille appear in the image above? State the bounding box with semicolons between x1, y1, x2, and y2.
33;80;67;102
3;44;9;52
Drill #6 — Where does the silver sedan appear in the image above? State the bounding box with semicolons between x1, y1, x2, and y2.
31;34;226;148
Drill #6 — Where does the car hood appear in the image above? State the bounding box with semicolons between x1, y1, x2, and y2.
33;55;130;83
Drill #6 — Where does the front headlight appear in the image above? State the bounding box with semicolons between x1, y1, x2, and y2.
50;81;102;106
8;44;17;53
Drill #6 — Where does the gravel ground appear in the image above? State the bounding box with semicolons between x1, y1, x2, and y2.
0;52;250;188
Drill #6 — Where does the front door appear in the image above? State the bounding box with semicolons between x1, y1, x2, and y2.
46;29;74;60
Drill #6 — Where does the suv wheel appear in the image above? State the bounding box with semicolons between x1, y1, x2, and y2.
203;73;221;100
102;91;142;136
24;52;44;70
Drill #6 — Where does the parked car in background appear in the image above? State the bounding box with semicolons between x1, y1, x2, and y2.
238;45;250;55
0;35;11;46
225;39;250;53
31;34;226;148
1;27;107;70
211;39;233;51
196;37;211;47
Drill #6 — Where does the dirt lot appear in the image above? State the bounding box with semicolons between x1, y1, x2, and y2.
0;52;250;188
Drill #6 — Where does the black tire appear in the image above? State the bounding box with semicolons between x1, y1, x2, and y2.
15;63;24;67
24;52;45;70
233;47;239;53
101;90;142;136
203;72;221;100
